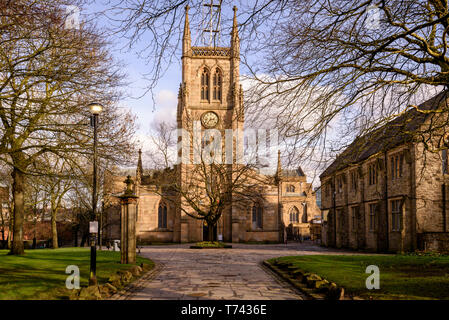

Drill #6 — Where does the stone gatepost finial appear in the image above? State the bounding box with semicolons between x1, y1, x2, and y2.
124;175;134;196
117;175;138;264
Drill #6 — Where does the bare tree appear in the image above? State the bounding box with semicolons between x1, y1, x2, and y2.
147;122;177;169
146;118;270;240
0;166;10;247
23;173;47;248
150;161;268;240
104;0;449;176
26;156;75;249
0;0;137;255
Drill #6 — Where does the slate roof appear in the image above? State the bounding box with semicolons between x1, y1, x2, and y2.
283;167;305;177
320;91;449;178
140;168;175;186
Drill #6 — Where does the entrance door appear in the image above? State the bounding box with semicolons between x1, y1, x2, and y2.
203;222;217;241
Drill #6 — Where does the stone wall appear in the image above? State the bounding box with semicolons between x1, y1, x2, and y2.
106;25;320;244
414;142;447;233
321;122;449;253
320;144;419;252
417;232;449;253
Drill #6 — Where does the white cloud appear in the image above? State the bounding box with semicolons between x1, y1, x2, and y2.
151;90;177;127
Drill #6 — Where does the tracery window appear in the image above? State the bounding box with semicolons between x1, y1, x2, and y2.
212;68;222;101
289;206;299;223
201;68;210;100
158;203;167;229
252;204;263;229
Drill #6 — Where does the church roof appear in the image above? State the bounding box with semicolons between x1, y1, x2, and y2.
282;167;305;177
141;175;153;185
320;90;449;178
140;168;176;186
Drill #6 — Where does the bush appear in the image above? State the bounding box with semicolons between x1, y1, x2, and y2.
190;241;232;249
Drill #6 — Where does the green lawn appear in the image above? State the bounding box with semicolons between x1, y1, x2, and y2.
268;255;449;300
0;248;154;300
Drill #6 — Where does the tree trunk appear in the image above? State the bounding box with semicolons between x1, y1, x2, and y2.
0;214;4;242
80;232;88;247
10;168;24;255
7;213;13;249
207;221;215;241
51;209;58;249
33;219;36;249
74;225;78;247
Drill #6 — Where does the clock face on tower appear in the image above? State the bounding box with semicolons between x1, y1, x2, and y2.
201;111;219;128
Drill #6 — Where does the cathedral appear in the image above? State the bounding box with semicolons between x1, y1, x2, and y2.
105;6;320;244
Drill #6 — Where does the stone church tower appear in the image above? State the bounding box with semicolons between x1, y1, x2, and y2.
103;5;321;244
176;6;244;242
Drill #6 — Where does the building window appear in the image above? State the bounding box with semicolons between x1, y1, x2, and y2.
289;206;299;223
212;68;222;101
368;163;377;185
390;153;403;180
391;200;403;231
337;175;343;194
286;185;295;193
350;170;357;192
252;204;263;229
158;203;167;229
369;203;377;231
443;149;448;174
351;206;358;232
201;68;210;100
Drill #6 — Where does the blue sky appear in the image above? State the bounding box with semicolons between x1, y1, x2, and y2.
80;1;321;186
84;1;182;145
83;1;241;146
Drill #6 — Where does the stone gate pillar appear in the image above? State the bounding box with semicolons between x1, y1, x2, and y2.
117;175;139;264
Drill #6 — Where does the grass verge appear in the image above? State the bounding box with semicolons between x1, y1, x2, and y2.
267;254;449;300
0;247;154;300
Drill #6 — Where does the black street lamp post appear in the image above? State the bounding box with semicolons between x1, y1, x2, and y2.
88;102;103;286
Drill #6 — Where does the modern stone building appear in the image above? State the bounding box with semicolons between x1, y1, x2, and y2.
320;91;449;253
104;6;320;243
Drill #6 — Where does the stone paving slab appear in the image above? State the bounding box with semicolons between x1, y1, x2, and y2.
115;242;364;300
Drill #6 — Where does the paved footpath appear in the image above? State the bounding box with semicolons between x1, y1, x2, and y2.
115;242;358;300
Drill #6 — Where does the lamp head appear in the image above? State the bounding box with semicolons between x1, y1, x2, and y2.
88;102;104;115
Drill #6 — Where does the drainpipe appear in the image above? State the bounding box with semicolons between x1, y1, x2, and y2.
443;183;447;232
409;144;417;250
384;151;389;252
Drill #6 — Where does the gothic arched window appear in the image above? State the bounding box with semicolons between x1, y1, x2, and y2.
213;68;222;101
252;204;263;229
201;68;210;101
290;206;299;223
158;203;167;229
287;185;295;193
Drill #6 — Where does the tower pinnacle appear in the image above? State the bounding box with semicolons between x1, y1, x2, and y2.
231;6;239;56
276;150;282;180
136;148;143;185
183;5;191;56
